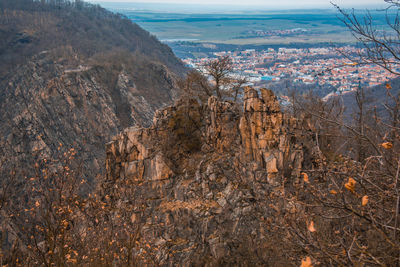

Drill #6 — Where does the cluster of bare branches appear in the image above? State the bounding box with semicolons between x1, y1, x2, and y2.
259;2;400;264
178;56;247;102
274;70;400;266
280;123;400;265
333;0;400;75
0;143;162;266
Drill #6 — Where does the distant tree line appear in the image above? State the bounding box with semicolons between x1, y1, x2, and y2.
0;0;183;78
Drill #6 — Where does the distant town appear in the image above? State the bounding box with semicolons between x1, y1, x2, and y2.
182;46;398;97
241;28;308;38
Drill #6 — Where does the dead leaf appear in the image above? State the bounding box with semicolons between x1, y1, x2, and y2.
308;221;316;232
300;256;313;267
330;189;338;195
382;142;393;149
301;172;309;183
362;195;369;206
345;178;356;193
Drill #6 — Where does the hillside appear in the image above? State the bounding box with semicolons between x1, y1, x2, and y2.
0;0;185;76
2;84;399;265
338;77;400;122
1;1;399;266
0;0;186;182
1;87;313;265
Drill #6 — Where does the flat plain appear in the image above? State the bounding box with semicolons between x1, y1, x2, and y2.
98;3;390;45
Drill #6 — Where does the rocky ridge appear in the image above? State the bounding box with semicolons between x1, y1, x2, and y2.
104;87;310;265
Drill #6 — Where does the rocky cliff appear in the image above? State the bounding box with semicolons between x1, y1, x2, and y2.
0;50;179;182
0;0;186;182
104;87;309;265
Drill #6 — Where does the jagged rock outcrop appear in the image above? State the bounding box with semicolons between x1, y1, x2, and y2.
104;87;308;265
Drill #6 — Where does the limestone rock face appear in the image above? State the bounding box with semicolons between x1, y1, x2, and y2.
104;87;307;265
240;87;303;184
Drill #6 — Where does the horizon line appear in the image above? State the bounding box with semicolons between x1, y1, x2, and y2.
88;1;386;9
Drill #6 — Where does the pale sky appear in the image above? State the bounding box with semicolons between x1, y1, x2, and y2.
88;0;385;8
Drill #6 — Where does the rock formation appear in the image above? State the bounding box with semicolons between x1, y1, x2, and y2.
104;87;307;265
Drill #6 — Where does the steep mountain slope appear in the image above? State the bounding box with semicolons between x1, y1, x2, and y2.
0;0;186;182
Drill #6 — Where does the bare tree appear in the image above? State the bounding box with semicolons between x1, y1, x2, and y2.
232;76;248;102
333;1;400;75
179;57;244;102
269;2;400;265
177;70;213;101
203;55;233;99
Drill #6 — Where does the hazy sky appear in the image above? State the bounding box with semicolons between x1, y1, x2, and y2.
88;0;384;8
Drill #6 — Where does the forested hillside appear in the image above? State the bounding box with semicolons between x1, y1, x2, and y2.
0;0;184;76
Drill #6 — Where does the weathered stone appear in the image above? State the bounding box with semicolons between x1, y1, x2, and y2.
103;88;309;265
